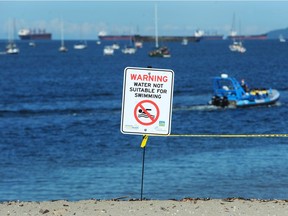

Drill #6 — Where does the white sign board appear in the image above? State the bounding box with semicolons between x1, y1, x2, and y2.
121;67;174;135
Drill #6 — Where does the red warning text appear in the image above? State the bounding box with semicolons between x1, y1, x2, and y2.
130;74;168;82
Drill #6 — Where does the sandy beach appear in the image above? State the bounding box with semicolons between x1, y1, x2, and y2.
0;198;287;216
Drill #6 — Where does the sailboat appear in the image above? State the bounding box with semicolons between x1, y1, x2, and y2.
74;24;87;49
59;19;68;52
28;41;36;47
229;14;246;53
181;38;188;45
6;19;19;54
122;34;136;54
148;4;171;58
6;42;20;54
279;34;286;43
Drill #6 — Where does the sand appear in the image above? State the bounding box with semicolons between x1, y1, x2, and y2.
0;198;287;216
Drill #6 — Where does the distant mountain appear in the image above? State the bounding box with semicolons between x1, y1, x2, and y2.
267;27;288;39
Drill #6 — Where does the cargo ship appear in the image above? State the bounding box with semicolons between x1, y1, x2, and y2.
98;35;133;41
98;31;201;42
227;33;268;40
133;35;201;42
18;29;52;40
98;34;201;42
193;30;224;40
97;31;131;41
228;13;268;40
201;35;224;40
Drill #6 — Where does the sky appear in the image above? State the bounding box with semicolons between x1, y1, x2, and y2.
1;1;288;40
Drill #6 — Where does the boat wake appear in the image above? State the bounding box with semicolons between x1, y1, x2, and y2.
173;104;220;111
173;101;281;112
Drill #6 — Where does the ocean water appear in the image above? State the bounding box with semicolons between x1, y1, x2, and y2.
0;39;288;201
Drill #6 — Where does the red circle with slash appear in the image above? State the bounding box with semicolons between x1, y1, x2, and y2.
134;100;160;126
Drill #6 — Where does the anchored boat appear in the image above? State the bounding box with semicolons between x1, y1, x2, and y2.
209;74;280;108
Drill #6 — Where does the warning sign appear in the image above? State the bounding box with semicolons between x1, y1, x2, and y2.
121;67;174;135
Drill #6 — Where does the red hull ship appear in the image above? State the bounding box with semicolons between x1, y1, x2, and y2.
98;31;201;42
227;34;268;40
98;34;201;42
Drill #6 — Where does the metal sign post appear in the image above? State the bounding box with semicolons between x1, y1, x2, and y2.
140;135;148;200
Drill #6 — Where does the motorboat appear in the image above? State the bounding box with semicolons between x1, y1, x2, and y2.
121;45;136;54
74;41;87;49
149;46;171;58
209;74;280;108
111;43;120;50
103;46;114;55
134;41;143;48
229;41;246;53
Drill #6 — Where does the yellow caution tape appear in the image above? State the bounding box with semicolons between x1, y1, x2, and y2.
140;135;149;148
167;134;288;138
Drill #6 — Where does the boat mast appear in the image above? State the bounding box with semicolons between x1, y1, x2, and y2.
230;12;237;38
60;19;65;47
8;18;15;44
154;3;159;48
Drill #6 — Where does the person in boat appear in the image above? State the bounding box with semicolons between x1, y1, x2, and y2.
241;79;249;92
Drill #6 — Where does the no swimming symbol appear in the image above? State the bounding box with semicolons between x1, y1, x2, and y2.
134;100;160;126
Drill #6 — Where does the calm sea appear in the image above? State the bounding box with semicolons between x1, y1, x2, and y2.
0;39;288;201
